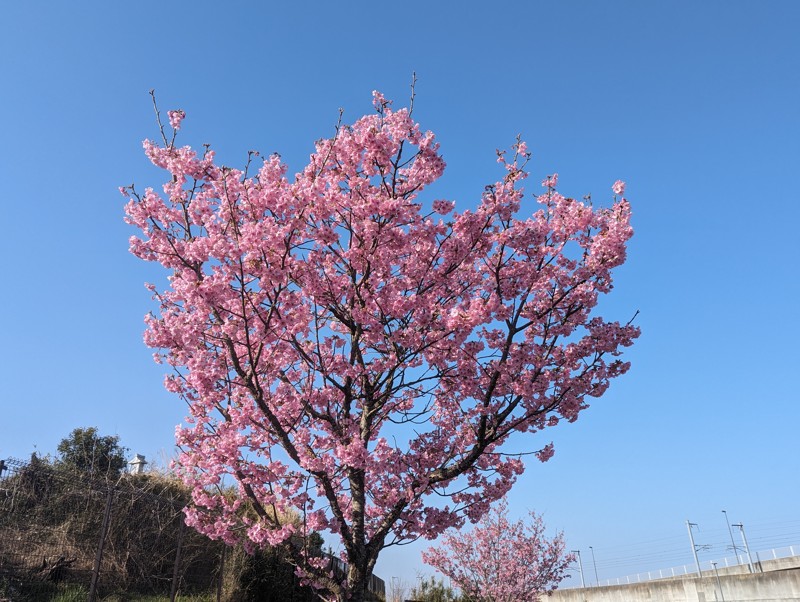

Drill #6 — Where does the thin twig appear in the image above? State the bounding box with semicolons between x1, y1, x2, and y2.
314;108;344;179
149;90;169;146
408;72;417;117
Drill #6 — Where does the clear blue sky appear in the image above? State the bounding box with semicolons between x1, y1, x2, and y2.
1;0;798;590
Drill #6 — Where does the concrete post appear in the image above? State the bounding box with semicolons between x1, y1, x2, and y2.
733;523;755;573
712;562;725;601
687;521;702;577
572;550;586;588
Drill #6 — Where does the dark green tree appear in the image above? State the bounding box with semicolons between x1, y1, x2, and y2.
56;426;128;478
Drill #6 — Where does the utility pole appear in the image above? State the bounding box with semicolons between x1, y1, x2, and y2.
722;510;739;564
687;521;702;577
589;546;599;586
571;550;586;588
733;523;755;573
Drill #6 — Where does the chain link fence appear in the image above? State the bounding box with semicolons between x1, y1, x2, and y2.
0;456;223;601
0;457;385;602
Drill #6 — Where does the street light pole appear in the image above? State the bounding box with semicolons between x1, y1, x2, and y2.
589;546;599;586
722;510;739;564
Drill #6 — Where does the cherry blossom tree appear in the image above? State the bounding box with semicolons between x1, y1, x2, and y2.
423;499;573;602
122;90;638;602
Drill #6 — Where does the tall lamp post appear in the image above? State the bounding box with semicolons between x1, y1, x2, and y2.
589;546;599;586
722;510;740;564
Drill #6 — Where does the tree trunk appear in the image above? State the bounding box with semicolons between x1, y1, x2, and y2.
346;561;370;602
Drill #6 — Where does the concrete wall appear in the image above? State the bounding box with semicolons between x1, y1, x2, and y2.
706;555;800;578
549;566;800;602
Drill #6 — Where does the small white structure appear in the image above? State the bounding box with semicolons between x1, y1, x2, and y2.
128;453;148;475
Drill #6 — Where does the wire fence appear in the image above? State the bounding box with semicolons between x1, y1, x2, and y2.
0;456;224;601
0;457;386;601
567;544;800;589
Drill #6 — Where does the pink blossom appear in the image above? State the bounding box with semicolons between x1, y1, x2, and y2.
542;173;558;188
167;109;185;130
535;442;555;462
612;179;626;195
432;199;455;215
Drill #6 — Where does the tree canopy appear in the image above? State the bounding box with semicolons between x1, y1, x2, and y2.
123;91;638;601
56;426;128;479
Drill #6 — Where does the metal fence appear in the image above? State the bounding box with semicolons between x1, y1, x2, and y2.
0;457;385;601
0;456;225;600
607;545;799;586
569;545;800;589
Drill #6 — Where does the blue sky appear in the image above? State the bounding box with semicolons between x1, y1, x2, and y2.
1;0;798;590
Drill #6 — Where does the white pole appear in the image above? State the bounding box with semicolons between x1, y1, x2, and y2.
733;524;755;573
687;521;702;576
572;550;585;588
